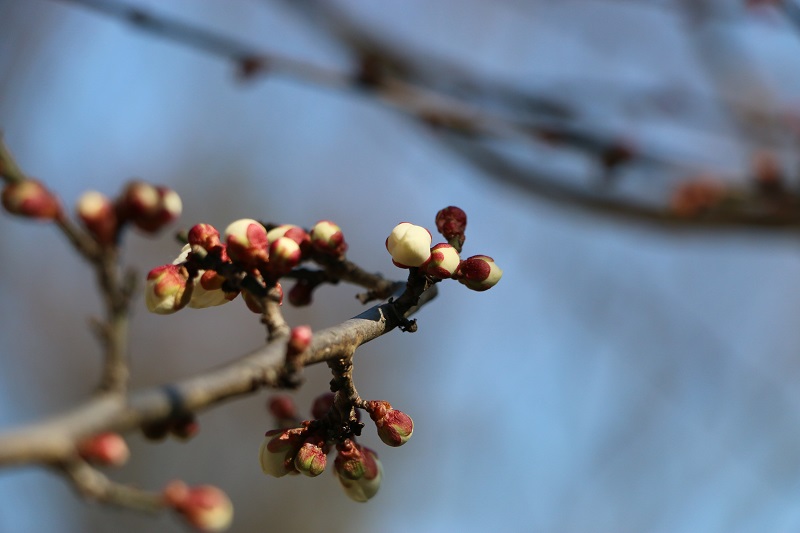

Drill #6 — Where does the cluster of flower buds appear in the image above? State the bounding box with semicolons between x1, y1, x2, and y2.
385;206;502;291
76;432;130;467
259;393;414;502
1;177;183;247
146;219;348;314
163;480;233;532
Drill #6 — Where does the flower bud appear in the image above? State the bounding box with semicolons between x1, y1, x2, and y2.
267;236;302;276
121;180;159;218
188;223;222;254
386;222;432;268
163;481;233;532
121;182;182;233
288;325;312;355
334;441;382;502
435;206;467;248
145;264;192;314
224;218;269;267
1;179;61;220
267;224;311;252
421;243;460;279
259;427;306;477
76;190;117;245
268;395;298;421
288;279;314;306
189;270;238;309
310;220;347;257
77;432;130;466
294;441;327;477
310;392;335;420
365;400;414;447
455;255;503;292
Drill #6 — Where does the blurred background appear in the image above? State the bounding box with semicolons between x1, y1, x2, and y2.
3;0;800;531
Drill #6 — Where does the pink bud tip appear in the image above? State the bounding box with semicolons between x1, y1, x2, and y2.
1;179;61;220
288;325;312;354
164;481;234;532
77;432;130;466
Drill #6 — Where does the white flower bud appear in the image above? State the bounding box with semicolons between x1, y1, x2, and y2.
385;222;432;268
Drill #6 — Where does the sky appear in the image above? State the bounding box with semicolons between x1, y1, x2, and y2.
3;0;800;532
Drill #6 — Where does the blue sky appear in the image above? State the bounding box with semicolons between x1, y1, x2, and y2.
3;1;800;532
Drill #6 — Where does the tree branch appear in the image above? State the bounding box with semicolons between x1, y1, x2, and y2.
0;282;436;467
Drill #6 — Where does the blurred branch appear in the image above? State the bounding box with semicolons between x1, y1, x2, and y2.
0;281;436;467
57;0;800;231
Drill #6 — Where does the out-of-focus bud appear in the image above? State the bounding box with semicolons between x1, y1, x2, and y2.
310;220;347;257
288;279;314;307
77;432;130;466
670;178;725;217
455;255;503;292
145;264;192;314
434;206;467;249
421;243;460;279
334;440;382;502
365;400;414;447
268;395;298;421
294;441;327;477
386;222;432;268
267;236;302;276
170;414;200;441
288;325;312;355
242;289;264;314
121;181;159;218
188;223;222;255
259;427;306;477
1;179;61;220
224;218;269;267
76;190;117;245
189;270;238;309
121;182;182;233
163;480;233;532
311;392;335;420
267;224;311;252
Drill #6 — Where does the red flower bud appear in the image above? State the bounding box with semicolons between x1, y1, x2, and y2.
1;179;61;220
454;255;503;292
365;400;414;447
311;392;335;420
435;206;467;248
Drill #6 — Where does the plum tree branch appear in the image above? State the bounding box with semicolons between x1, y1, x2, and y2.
0;281;436;467
53;0;800;232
